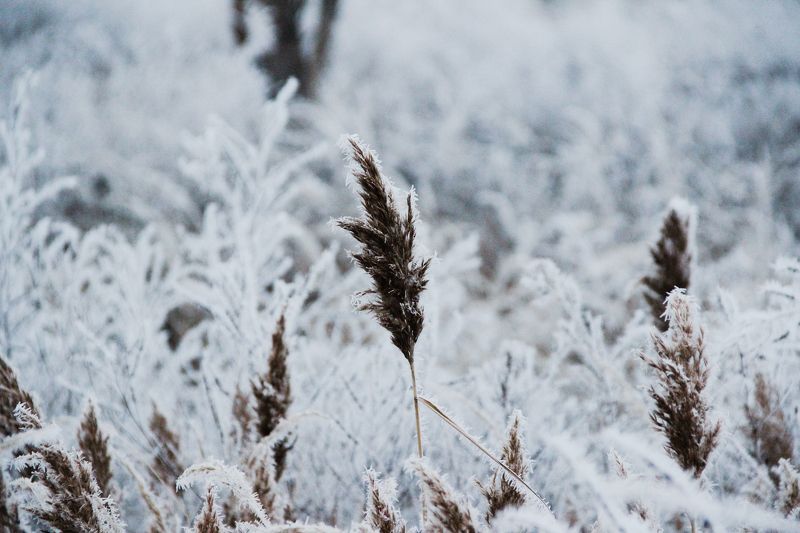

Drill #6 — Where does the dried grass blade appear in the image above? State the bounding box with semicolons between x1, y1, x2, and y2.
417;396;553;516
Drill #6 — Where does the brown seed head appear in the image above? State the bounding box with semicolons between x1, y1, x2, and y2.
642;289;720;478
336;136;431;364
77;401;114;498
251;313;293;481
479;411;528;521
363;469;406;533
0;354;40;437
643;207;692;331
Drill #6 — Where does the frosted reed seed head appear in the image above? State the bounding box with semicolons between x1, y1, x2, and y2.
251;312;293;481
78;401;113;498
363;469;406;533
642;289;720;478
0;354;40;437
643;202;693;331
336;136;431;364
20;444;124;532
744;374;794;476
194;487;225;533
149;405;184;490
479;411;528;521
232;385;255;446
409;458;477;533
773;459;800;518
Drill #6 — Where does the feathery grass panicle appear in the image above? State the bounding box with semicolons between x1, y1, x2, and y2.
773;459;800;518
194;487;225;533
744;374;794;476
149;405;184;490
409;459;477;533
0;354;40;437
78;401;113;498
336;135;431;479
643;202;693;331
0;355;38;531
336;136;431;365
252;313;292;481
232;385;255;448
642;288;720;478
246;453;282;520
362;469;406;533
17;444;124;532
478;410;528;521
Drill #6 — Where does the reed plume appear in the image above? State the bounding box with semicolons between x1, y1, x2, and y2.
410;459;477;533
149;405;184;490
362;469;406;533
478;411;527;521
232;385;254;448
744;373;794;478
18;444;124;532
0;354;40;438
642;288;719;478
78;401;114;498
251;313;292;481
643;204;692;331
0;354;39;531
773;459;800;518
193;488;225;533
336;135;431;463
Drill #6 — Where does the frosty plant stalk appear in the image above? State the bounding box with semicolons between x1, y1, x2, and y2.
336;135;431;461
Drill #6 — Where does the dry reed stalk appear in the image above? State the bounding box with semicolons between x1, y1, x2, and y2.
336;135;430;464
77;401;114;498
642;289;719;479
478;411;528;521
418;396;552;515
118;456;168;533
643;206;692;331
744;373;794;479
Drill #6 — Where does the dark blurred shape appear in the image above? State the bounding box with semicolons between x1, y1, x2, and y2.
162;303;211;350
232;0;339;98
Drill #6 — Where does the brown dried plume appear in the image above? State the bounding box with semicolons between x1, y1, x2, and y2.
251;312;293;481
363;470;406;533
149;405;184;490
479;411;528;521
22;444;123;532
77;401;114;498
194;488;224;533
744;374;794;476
336;136;431;365
0;354;40;437
411;459;477;533
643;206;692;331
642;289;720;478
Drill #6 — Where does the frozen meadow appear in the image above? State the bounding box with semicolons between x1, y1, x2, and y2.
1;1;800;531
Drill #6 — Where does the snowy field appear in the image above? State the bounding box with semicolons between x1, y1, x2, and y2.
1;1;800;531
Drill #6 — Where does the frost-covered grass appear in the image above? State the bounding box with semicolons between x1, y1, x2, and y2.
1;1;800;531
